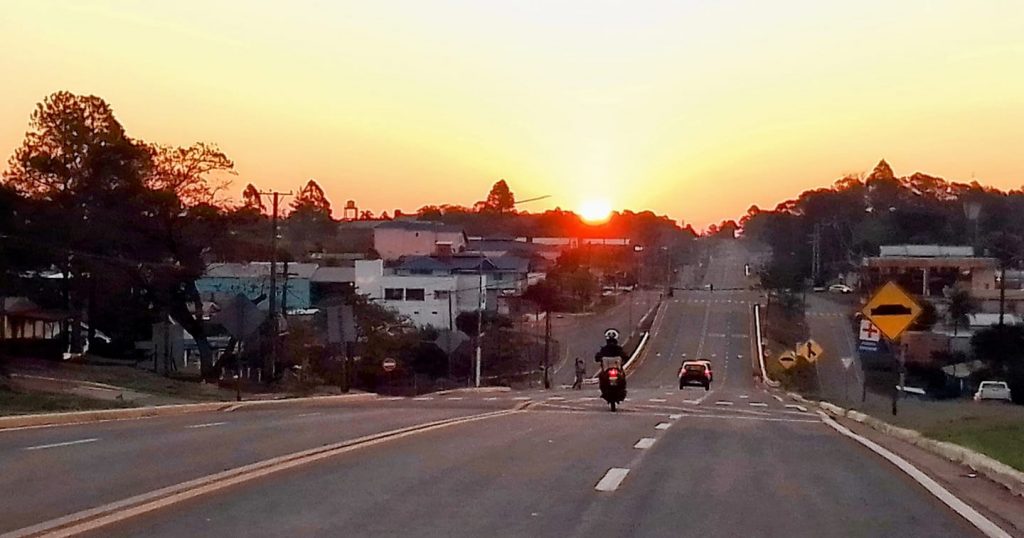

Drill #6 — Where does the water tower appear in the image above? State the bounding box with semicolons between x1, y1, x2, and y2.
343;200;358;221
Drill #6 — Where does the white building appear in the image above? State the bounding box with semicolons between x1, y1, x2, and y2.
354;259;485;328
372;221;467;260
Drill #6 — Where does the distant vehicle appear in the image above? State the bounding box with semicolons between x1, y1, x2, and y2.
974;381;1012;402
812;286;826;293
694;359;713;382
678;360;711;391
828;283;853;294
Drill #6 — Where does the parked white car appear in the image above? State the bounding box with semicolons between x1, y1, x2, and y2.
973;381;1012;402
828;283;853;294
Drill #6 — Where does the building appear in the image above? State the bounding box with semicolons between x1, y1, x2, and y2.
196;263;319;311
354;259;483;328
1;297;74;359
372;220;467;260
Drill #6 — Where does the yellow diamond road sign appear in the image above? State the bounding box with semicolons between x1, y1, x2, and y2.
796;339;824;363
778;351;797;370
861;281;922;341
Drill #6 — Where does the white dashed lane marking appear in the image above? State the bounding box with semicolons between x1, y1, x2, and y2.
413;397;433;401
23;438;99;451
749;402;768;408
655;422;671;430
595;468;630;492
786;404;808;412
649;398;667;403
669;414;683;419
634;438;656;449
185;422;227;429
773;395;784;403
548;396;565;401
446;397;464;401
715;401;734;406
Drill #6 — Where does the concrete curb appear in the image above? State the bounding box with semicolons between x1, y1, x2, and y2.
436;387;512;395
791;393;1024;498
0;392;377;431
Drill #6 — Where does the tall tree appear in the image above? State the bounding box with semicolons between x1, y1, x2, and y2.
291;179;332;217
241;183;265;212
482;179;515;213
148;142;235;206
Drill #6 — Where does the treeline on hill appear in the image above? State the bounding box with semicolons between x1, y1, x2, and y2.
743;159;1024;290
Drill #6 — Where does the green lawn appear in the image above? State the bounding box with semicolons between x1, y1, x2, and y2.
925;420;1024;473
0;389;135;416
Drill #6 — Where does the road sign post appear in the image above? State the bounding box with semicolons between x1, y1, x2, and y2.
861;281;922;417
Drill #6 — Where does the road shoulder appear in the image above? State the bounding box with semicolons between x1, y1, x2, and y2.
831;412;1024;537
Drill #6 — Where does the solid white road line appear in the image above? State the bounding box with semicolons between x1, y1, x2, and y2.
818;412;1012;538
669;414;683;419
655;422;671;430
786;404;808;412
185;422;227;429
634;438;656;449
24;438;99;451
595;468;630;492
749;402;768;408
715;401;734;406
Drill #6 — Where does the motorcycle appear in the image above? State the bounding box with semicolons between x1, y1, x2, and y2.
598;363;627;411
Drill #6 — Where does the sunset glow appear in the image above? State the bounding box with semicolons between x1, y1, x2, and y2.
578;199;613;224
2;2;1023;226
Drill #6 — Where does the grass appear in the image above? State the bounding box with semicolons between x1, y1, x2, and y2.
854;392;1024;473
7;357;234;402
0;388;135;416
923;416;1024;473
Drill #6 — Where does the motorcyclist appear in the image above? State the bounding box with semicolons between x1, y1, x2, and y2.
595;329;629;367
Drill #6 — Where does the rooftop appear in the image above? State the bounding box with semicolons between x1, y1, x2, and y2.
204;262;320;280
879;245;974;258
375;220;464;233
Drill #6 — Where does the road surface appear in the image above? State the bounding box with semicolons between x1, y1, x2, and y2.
0;241;986;537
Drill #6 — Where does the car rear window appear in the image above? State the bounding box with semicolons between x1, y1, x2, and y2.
684;364;705;371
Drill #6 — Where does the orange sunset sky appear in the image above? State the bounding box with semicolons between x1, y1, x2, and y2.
2;1;1023;227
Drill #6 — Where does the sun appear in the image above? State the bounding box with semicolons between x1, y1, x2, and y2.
578;199;612;224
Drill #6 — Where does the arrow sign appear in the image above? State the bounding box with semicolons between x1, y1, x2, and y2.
778;351;797;370
861;281;922;341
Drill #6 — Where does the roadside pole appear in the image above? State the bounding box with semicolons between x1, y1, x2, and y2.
543;310;551;389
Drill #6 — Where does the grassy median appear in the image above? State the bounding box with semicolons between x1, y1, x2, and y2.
924;418;1024;473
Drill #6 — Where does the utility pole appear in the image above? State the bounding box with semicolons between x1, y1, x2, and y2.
474;264;483;387
999;264;1006;328
543;310;551;389
810;223;821;285
259;190;291;382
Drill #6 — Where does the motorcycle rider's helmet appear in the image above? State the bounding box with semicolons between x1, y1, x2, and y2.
604;328;620;342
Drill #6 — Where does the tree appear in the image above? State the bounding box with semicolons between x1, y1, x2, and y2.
241;183;265;212
291;179;332;217
2;92;224;377
3;91;128;201
947;289;977;337
148;142;235;206
481;179;515;213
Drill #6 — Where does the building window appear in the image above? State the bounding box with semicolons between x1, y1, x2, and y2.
385;288;404;300
434;290;451;300
405;288;425;301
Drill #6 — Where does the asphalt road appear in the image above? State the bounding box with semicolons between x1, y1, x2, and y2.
1;241;985;537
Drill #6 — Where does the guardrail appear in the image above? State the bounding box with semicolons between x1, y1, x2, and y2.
753;303;780;387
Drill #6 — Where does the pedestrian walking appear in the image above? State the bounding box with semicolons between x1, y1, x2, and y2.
572;357;586;389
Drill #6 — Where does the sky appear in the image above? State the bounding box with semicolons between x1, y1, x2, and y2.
1;0;1023;228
